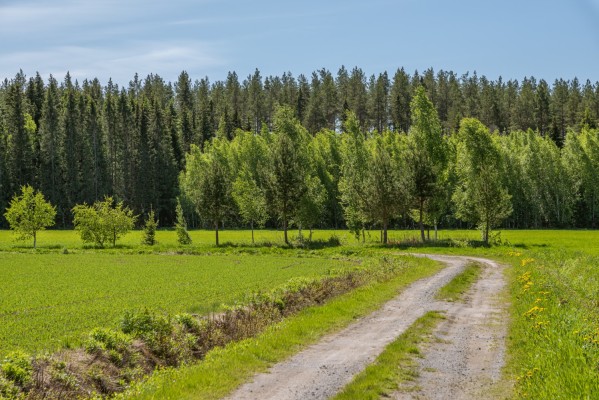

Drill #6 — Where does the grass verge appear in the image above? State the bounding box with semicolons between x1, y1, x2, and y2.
506;250;599;399
332;311;445;400
435;262;483;302
118;257;443;400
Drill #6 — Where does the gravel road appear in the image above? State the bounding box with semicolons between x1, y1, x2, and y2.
226;254;508;400
393;255;509;399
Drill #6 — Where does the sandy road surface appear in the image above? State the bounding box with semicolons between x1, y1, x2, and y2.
226;254;507;400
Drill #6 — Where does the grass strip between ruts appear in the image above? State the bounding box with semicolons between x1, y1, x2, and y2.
332;311;445;400
118;257;442;400
435;261;483;302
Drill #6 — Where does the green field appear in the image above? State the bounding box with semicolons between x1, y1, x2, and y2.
4;227;599;255
0;251;360;356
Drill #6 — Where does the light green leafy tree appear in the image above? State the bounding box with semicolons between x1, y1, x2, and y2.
452;118;512;243
363;131;409;244
4;185;56;248
408;86;447;241
181;140;233;246
232;169;268;244
72;197;136;247
267;106;309;245
339;111;370;241
295;174;327;241
563;127;599;227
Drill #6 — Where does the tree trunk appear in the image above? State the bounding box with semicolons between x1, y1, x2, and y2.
215;220;219;246
434;222;438;241
309;228;313;242
283;218;289;245
251;221;254;244
33;231;37;249
113;229;117;247
383;219;388;244
362;227;365;243
419;197;425;242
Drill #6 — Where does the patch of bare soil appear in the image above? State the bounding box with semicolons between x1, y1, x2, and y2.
393;256;510;399
226;255;497;400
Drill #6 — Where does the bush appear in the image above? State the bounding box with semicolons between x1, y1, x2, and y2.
72;197;136;247
0;350;32;388
85;328;132;354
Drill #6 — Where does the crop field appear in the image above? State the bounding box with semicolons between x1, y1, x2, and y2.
0;250;360;356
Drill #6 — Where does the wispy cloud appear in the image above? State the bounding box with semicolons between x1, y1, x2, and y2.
0;41;226;84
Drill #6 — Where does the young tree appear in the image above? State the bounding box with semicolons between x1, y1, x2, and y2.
408;86;447;241
363;132;408;244
268;106;309;245
181;140;233;246
295;174;327;241
142;209;158;245
232;169;268;244
339;111;370;241
72;197;136;247
175;197;192;245
4;185;56;248
452;118;512;243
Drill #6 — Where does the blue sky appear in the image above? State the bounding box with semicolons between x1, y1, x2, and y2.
1;0;598;85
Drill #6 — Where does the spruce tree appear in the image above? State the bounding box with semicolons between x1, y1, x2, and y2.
40;75;63;222
175;198;192;245
142;209;158;245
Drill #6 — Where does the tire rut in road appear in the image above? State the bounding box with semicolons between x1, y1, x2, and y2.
393;255;509;399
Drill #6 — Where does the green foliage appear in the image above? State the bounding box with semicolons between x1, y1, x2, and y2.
363;132;409;243
85;328;132;358
121;310;173;339
142;210;157;245
4;185;56;248
0;350;32;389
72;197;136;247
408;87;448;241
268;106;310;244
2;69;599;232
295;174;327;240
563;127;599;227
174;198;191;245
232;169;268;242
181;140;233;245
339;114;409;243
339;111;370;239
453;118;512;243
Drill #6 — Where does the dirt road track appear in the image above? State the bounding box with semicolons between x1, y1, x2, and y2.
226;255;507;400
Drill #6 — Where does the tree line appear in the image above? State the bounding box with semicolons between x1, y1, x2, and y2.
0;67;598;233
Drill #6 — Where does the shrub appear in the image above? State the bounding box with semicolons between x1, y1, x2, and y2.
72;197;136;247
0;350;33;388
